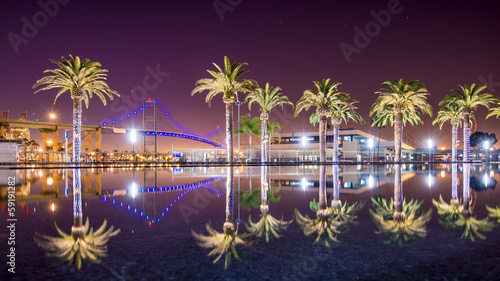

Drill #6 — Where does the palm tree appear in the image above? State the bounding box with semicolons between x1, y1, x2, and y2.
235;114;261;162
440;84;497;162
487;103;500;119
245;82;292;163
192;166;256;269
312;95;365;163
33;55;119;164
296;79;348;164
433;104;472;162
370;79;432;162
192;56;257;163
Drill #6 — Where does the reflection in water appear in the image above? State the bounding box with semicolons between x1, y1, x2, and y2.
192;166;256;269
329;164;364;222
246;166;293;242
34;168;120;269
434;163;495;241
295;164;359;247
433;164;462;221
370;164;432;245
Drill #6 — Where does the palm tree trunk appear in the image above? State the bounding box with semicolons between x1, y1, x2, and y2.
393;163;404;220
72;97;83;233
319;164;327;210
260;166;268;213
394;112;403;162
451;123;458;162
463;114;470;163
73;168;83;227
331;163;341;208
225;102;234;163
248;135;252;162
462;163;470;215
451;163;458;204
319;116;327;163
225;166;234;223
73;98;82;163
260;116;268;163
332;122;340;163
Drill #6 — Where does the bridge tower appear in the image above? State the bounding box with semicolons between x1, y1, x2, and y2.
142;99;157;153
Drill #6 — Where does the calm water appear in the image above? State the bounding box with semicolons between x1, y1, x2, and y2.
1;164;500;281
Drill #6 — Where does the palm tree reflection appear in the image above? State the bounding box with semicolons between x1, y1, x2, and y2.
370;164;432;245
329;164;364;223
35;169;120;269
246;166;293;242
434;163;495;241
295;165;355;247
192;166;256;269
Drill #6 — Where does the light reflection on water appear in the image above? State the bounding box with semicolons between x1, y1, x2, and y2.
1;163;500;280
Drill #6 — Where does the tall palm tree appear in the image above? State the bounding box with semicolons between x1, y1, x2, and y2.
370;79;432;162
192;56;257;163
245;82;292;163
311;94;365;162
440;84;497;162
296;79;348;164
432;103;471;162
235;114;261;162
33;55;119;164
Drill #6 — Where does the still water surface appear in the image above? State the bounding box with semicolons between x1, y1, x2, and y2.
1;164;500;280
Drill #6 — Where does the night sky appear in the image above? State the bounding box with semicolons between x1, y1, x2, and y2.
1;0;499;151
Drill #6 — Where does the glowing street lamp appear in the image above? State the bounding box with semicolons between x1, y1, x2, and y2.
427;139;433;162
301;135;307;162
484;140;490;162
130;130;137;162
49;113;56;123
368;138;374;162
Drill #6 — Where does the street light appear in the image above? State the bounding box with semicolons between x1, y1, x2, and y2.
301;135;307;162
484;141;490;162
49;113;56;123
427;139;433;162
130;130;137;163
368;138;374;162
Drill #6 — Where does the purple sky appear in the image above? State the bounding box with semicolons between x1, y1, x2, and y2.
1;0;499;151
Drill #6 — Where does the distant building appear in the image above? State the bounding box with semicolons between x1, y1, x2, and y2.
264;128;418;162
0;139;22;162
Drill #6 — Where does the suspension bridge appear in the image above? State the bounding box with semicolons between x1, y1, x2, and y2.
0;98;226;154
